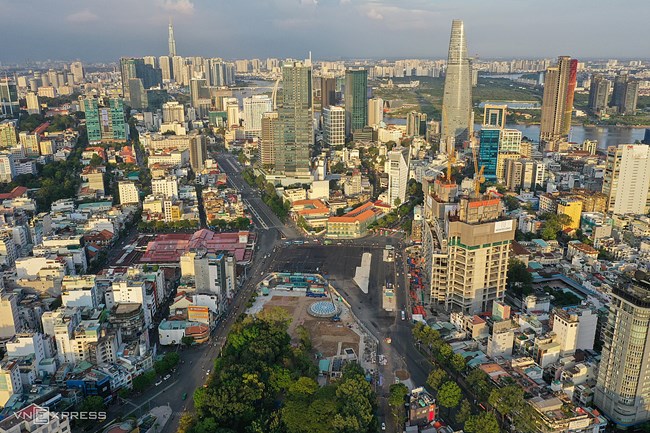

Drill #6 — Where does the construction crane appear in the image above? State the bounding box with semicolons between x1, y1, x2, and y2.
471;145;485;198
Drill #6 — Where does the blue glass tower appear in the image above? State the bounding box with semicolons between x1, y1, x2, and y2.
479;127;500;181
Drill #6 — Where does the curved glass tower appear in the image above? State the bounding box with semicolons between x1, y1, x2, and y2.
442;20;472;147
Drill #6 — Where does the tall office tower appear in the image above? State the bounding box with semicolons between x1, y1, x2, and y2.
368;97;383;127
386;147;410;207
611;74;639;115
0;80;18;116
162;101;185;123
344;69;368;136
595;272;650;426
120;58;162;106
479;127;501;181
441;20;472;146
260;112;279;167
172;56;184;84
83;97;128;144
128;78;148;110
483;104;507;128
168;17;176;57
190;78;211;118
322;106;345;148
159;56;172;81
188;134;208;171
539;56;577;150
70;61;84;84
446;196;514;313
26;92;40;115
588;74;611;116
274;61;313;178
243;95;273;135
602;144;650;215
406;111;427;137
321;77;337;108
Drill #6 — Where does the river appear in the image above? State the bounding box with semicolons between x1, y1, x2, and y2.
382;117;647;149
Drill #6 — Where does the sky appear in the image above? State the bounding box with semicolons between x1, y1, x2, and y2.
1;0;648;63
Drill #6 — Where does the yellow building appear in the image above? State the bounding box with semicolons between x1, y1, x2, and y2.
557;197;583;230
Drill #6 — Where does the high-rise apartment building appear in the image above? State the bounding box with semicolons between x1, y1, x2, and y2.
441;20;472;145
190;78;211;118
323;106;345;148
611;74;639;115
344;69;368;136
260;111;279;167
0;120;18;148
83;97;128;144
588;74;611;116
70;61;84;84
368;97;383;128
26;92;40;115
0;153;15;183
407;111;427;137
602;144;650;215
321;76;337;108
243;95;273;135
386;147;410;207
595;272;650;427
540;56;577;150
274;61;313;178
162;101;185;123
159;56;172;81
120;57;162;106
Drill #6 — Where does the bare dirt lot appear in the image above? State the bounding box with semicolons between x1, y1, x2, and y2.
262;294;360;358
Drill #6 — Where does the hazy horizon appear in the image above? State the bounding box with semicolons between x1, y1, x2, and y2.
1;0;649;63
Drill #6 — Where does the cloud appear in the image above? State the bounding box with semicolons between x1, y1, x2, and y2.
366;8;383;20
66;10;99;23
340;0;351;4
160;0;194;15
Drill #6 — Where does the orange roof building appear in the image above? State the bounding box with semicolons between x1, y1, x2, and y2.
326;201;386;239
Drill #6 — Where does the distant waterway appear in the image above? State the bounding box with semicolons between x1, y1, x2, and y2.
381;117;647;149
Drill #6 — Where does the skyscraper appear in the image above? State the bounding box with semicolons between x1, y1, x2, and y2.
611;74;639;115
588;74;611;117
478;127;501;181
602;144;650;215
120;58;162;106
0;80;18;116
274;61;313;178
70;61;84;84
406;111;427;137
386;147;410;208
260;112;279;167
483;104;507;128
595;272;650;427
168;18;176;58
441;20;472;146
321;77;337;109
368;97;383;128
243;95;273;135
83;97;128;144
539;56;577;150
190;78;211;118
344;69;368;137
322;106;345;148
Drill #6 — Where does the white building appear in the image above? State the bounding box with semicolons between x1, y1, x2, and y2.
243;95;272;135
552;306;597;356
118;181;140;205
151;177;179;200
61;275;100;309
0;360;23;408
162;101;185;123
603;144;650;215
6;333;48;366
111;279;154;328
368;97;383;127
386;147;410;208
0;153;15;183
499;128;522;153
323;106;345;148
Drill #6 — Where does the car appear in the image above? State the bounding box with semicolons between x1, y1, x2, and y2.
164;374;171;380
381;422;386;431
155;380;163;386
206;369;211;375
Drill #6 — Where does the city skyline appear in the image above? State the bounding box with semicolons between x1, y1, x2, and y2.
1;0;650;63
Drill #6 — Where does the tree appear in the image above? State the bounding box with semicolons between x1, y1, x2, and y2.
389;383;408;426
464;412;500;433
450;353;467;375
503;195;521;212
181;336;195;346
507;259;533;296
488;385;525;422
455;399;473;425
79;395;105;414
466;369;491;403
394;197;402;207
437;381;462;417
426;367;447;391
